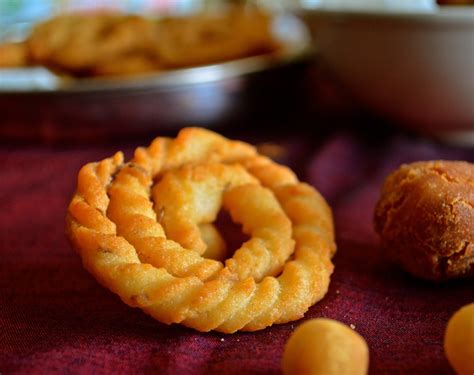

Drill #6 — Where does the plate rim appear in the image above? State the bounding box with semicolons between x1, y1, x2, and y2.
0;13;312;95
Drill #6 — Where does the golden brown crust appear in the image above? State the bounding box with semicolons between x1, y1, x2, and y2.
374;160;474;280
66;128;336;333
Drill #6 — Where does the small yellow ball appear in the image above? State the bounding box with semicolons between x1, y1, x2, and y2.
444;303;474;375
282;318;369;375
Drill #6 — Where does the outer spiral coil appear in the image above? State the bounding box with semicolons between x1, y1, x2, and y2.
66;128;336;333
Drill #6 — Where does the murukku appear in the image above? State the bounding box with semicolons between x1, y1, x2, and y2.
27;13;159;76
66;128;336;333
23;7;278;77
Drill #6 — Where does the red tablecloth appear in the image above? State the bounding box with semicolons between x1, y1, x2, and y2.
1;130;473;374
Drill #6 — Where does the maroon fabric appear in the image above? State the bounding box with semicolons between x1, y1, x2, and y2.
1;131;473;374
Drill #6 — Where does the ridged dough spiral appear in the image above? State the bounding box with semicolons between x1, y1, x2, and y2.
66;128;336;333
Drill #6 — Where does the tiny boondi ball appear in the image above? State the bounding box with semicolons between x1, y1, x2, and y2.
444;303;474;375
282;318;369;375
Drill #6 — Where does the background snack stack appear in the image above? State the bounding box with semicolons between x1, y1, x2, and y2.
1;6;279;77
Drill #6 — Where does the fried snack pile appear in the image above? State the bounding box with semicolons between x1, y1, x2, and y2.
66;128;336;333
0;8;278;76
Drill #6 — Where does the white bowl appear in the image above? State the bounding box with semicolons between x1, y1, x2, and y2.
300;7;474;143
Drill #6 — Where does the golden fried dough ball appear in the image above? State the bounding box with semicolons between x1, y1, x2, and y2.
282;319;369;375
444;303;474;375
374;161;474;280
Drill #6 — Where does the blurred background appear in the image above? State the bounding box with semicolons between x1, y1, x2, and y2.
0;0;473;143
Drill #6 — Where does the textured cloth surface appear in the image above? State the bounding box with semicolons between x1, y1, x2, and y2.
1;131;473;374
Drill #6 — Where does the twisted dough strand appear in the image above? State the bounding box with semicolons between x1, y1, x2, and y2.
107;163;224;280
67;128;336;333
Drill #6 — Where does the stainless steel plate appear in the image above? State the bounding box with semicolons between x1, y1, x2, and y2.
0;14;312;140
0;13;310;94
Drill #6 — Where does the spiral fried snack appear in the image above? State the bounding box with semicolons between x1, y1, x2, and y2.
66;128;336;333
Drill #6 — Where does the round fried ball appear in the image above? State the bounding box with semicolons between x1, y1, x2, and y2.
444;303;474;375
282;318;369;375
374;161;474;281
